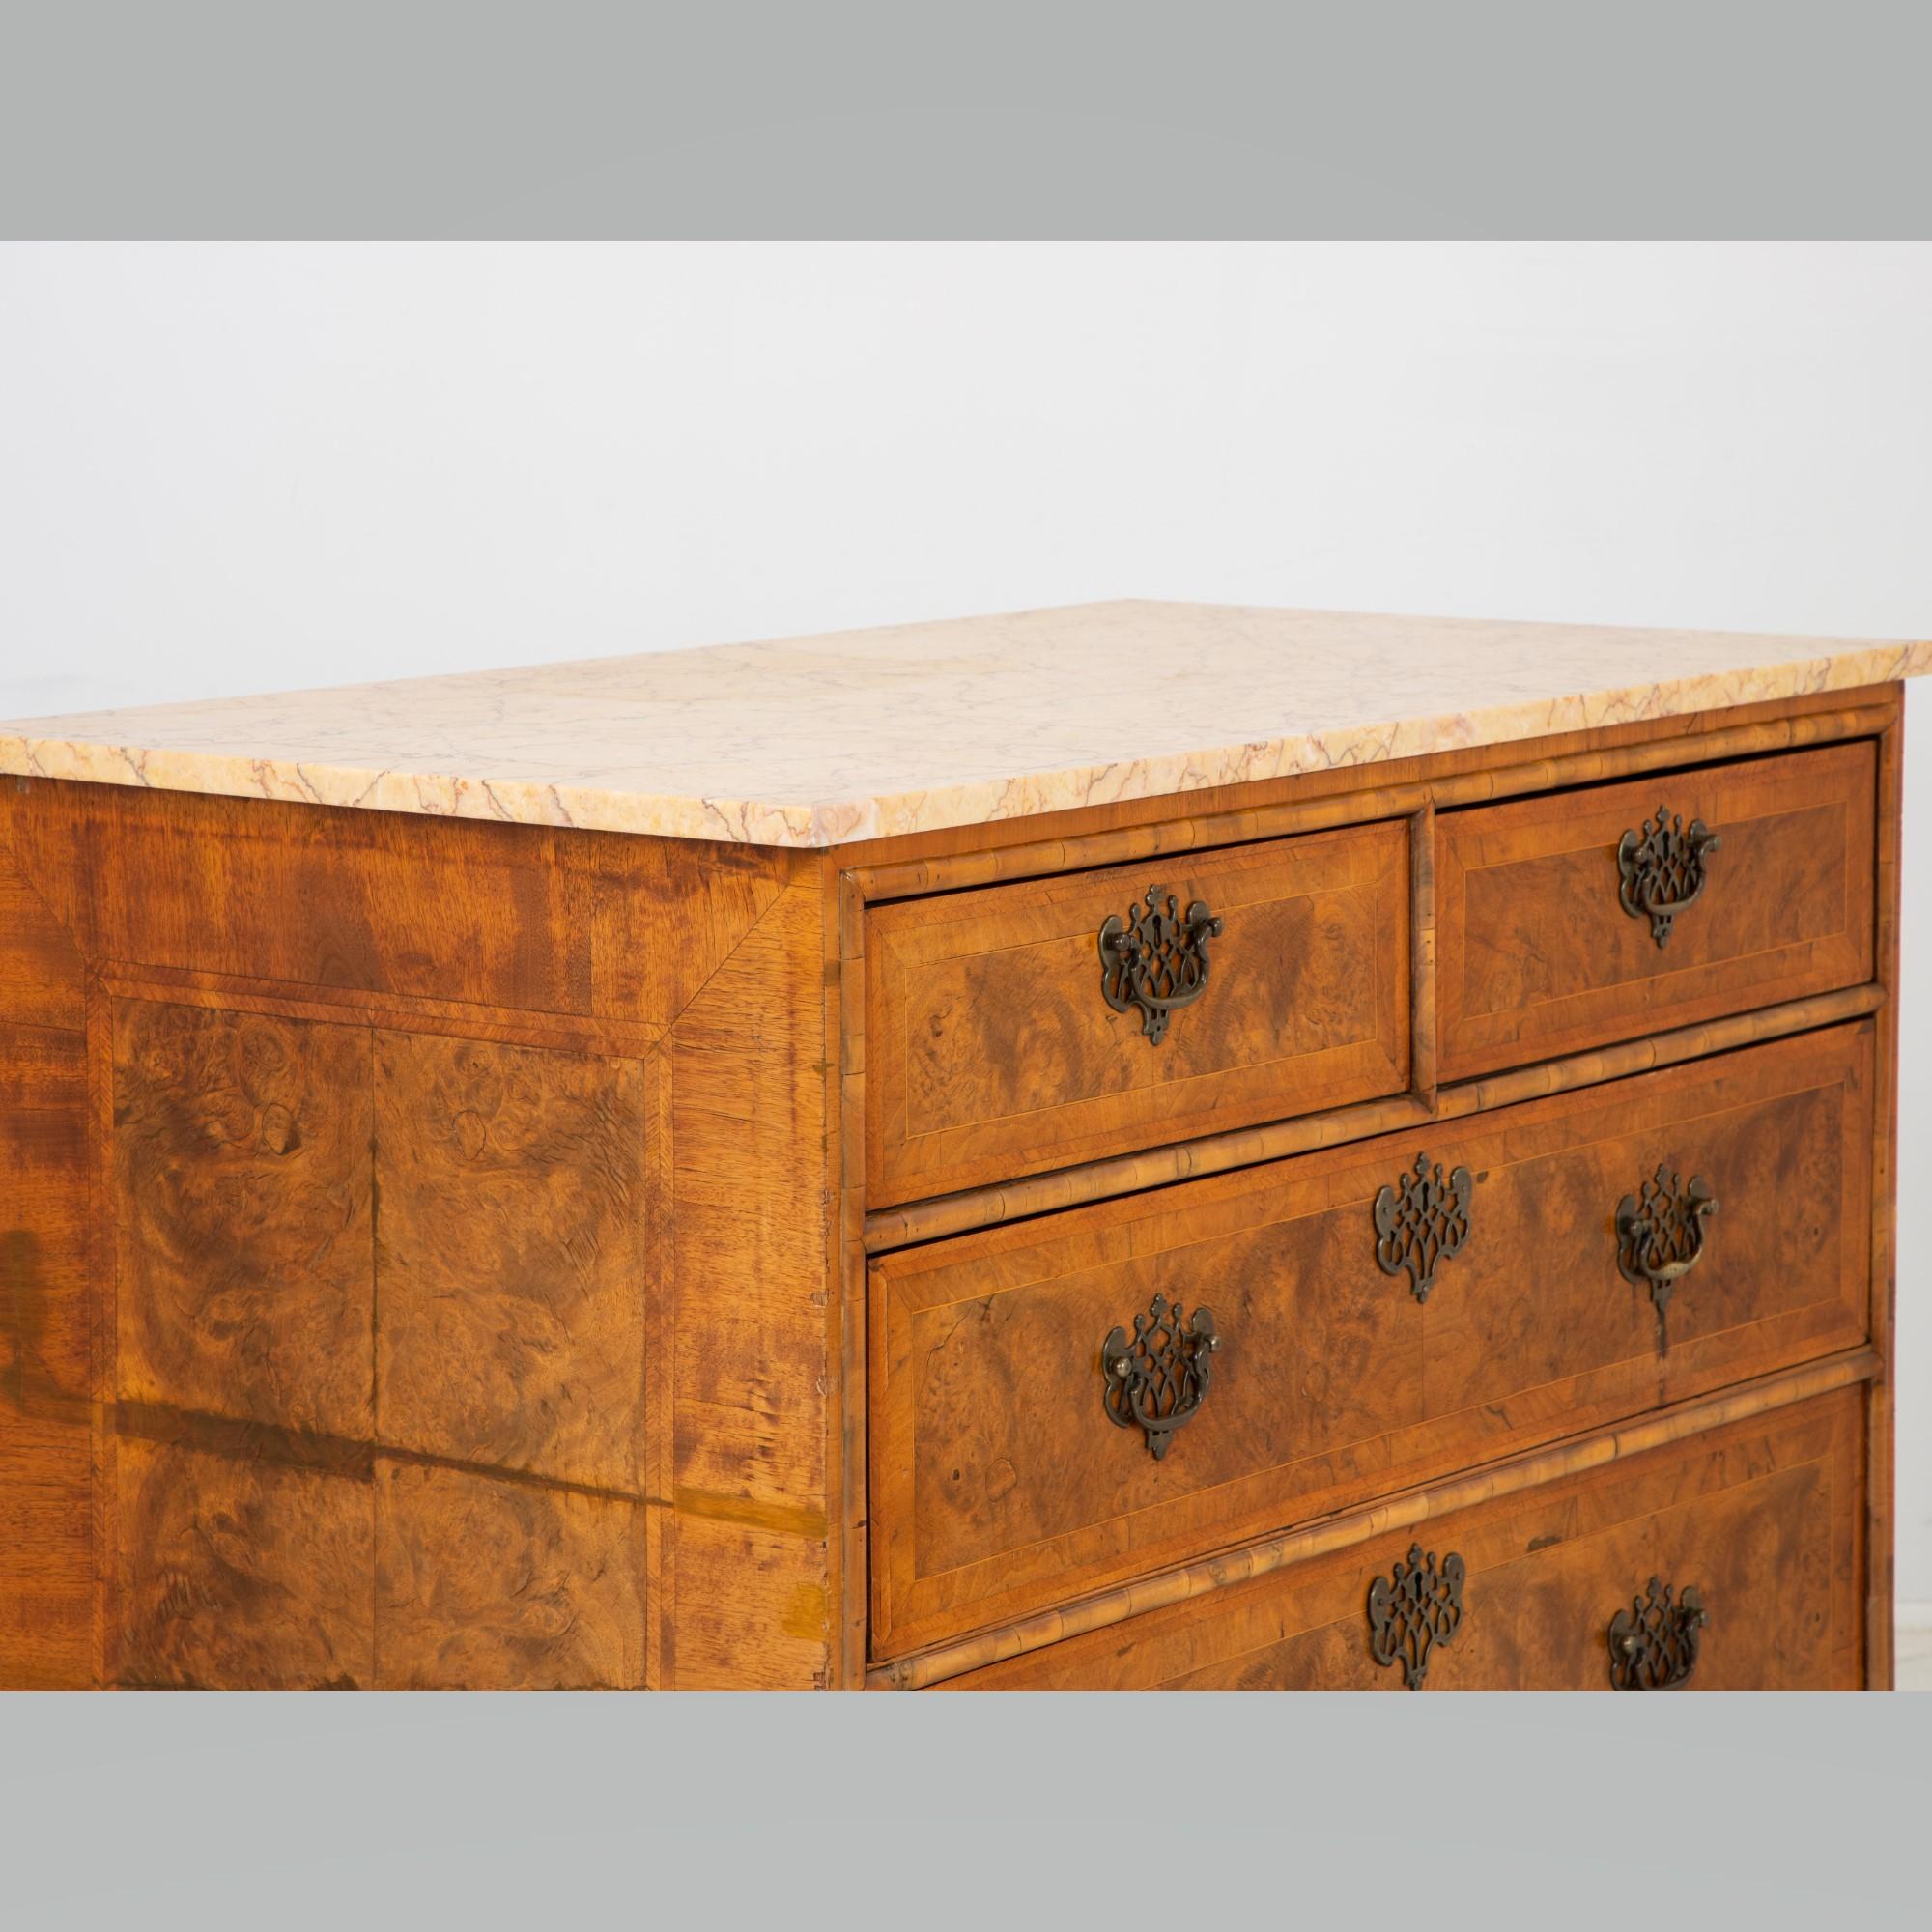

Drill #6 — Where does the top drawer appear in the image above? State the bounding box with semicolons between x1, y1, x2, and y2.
1435;741;1876;1082
865;821;1409;1207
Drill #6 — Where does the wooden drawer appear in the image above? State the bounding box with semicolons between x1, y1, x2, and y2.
940;1383;1866;1689
1436;740;1876;1081
869;1024;1872;1658
864;821;1409;1208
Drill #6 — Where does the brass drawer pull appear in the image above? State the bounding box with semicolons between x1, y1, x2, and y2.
1098;884;1223;1044
1616;1164;1719;1313
1617;803;1721;948
1374;1153;1472;1303
1101;1292;1218;1461
1608;1577;1708;1690
1368;1544;1465;1690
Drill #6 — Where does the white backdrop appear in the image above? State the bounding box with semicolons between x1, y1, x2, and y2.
2;241;1926;1605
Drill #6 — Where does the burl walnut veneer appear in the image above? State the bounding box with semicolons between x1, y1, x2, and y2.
1;600;1924;1690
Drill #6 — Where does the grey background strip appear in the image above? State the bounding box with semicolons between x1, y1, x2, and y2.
2;0;1929;239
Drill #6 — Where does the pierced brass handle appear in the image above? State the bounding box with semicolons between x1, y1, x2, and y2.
1617;804;1721;947
1616;1165;1718;1313
1368;1544;1465;1690
1608;1577;1708;1690
1101;1293;1218;1461
1098;884;1223;1044
1374;1153;1472;1304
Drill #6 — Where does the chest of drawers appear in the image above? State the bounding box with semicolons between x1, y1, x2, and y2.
0;600;1922;1690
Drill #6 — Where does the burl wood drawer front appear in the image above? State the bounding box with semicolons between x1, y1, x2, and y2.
869;1024;1870;1659
864;821;1409;1208
1435;740;1875;1082
941;1384;1864;1689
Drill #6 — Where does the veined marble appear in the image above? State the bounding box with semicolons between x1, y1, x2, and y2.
3;601;1927;848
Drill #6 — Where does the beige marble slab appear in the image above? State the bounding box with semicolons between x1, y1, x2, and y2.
3;600;1927;848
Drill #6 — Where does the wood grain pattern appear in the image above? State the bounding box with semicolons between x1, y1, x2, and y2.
668;878;837;1687
0;778;788;1027
667;1512;834;1692
1409;803;1436;1105
0;779;838;1690
375;1460;647;1690
862;983;1884;1250
876;1349;1875;1686
870;1025;1872;1657
0;1406;92;1689
938;1383;1863;1690
829;865;868;1688
112;1434;375;1690
374;1031;654;1492
1436;740;1877;1081
0;677;1905;1691
1866;704;1904;1686
867;821;1408;1207
2;1022;91;1408
0;833;86;1033
0;834;94;1686
113;999;375;1436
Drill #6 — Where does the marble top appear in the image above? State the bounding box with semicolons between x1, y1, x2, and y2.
2;601;1926;849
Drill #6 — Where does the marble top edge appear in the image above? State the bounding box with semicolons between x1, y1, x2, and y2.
2;601;1927;849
